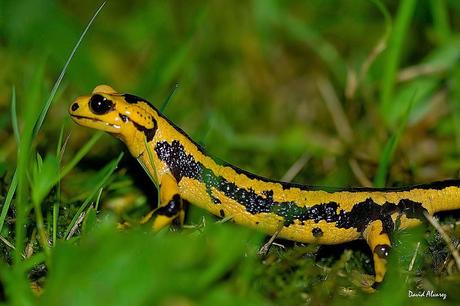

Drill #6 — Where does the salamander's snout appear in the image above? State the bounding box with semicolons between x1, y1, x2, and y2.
68;96;87;118
68;94;122;134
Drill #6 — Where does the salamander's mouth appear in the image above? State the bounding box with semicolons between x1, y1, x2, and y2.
70;114;100;122
70;114;121;131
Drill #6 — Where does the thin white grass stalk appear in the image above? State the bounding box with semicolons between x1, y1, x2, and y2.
66;211;87;240
424;212;460;271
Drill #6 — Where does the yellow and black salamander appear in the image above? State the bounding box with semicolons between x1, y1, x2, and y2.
69;85;460;286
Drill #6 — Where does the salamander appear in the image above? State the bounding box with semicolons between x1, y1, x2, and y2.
69;85;460;286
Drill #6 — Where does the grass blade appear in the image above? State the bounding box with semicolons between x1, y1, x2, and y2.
15;62;46;264
380;0;416;119
0;89;20;234
160;83;179;112
53;125;65;245
64;153;123;239
374;92;415;187
0;171;17;234
56;125;65;157
430;0;451;45
32;1;107;137
10;86;19;145
60;131;103;179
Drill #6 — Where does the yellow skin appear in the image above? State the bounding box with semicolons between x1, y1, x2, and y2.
69;85;460;286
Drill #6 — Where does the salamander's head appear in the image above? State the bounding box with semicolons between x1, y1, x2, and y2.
69;85;160;156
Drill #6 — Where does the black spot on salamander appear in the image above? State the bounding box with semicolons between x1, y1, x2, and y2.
156;194;181;217
154;141;429;231
119;113;128;122
312;227;323;237
219;209;225;217
123;94;145;104
131;119;157;142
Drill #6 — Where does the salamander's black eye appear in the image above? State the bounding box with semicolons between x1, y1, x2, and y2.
89;94;113;115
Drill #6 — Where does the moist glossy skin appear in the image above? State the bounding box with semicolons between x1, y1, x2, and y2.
69;85;460;285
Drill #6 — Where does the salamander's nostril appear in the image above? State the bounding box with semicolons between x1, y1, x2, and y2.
71;103;79;111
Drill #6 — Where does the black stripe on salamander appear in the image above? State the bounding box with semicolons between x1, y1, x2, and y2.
131;120;157;142
226;165;460;193
154;140;427;230
122;94;145;104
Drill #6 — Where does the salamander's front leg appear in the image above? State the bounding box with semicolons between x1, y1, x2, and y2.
363;220;391;285
143;174;185;231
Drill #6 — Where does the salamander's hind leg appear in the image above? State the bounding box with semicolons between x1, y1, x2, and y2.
153;194;184;231
363;220;391;286
141;174;185;231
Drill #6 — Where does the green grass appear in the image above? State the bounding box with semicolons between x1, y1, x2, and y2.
379;0;416;120
1;0;460;305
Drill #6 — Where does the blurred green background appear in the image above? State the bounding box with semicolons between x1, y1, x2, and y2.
1;0;460;305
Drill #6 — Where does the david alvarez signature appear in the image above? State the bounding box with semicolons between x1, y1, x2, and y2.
408;290;447;300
